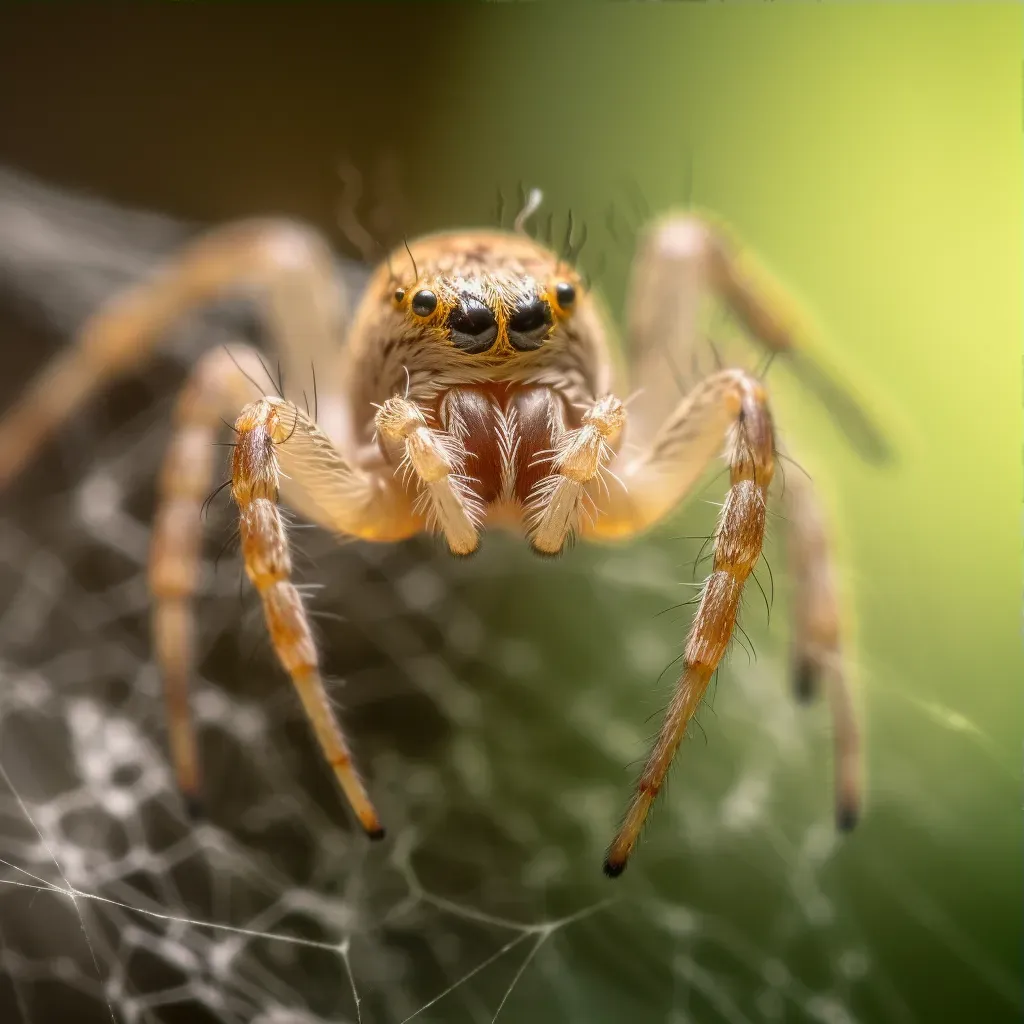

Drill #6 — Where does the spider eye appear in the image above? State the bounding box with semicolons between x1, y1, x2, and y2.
554;282;576;311
447;298;498;354
507;297;553;351
393;287;406;304
411;289;438;318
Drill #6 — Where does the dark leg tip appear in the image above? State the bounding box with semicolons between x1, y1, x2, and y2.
794;660;817;704
183;794;204;822
836;805;859;833
367;826;387;842
859;431;895;468
602;858;626;879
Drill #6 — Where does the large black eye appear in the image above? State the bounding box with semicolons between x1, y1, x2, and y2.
508;297;553;351
448;298;498;353
554;282;576;310
411;289;438;317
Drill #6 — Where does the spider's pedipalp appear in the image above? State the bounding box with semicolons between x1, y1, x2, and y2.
527;394;625;555
375;395;482;556
230;397;384;838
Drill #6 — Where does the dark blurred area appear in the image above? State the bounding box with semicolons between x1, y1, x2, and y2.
0;8;445;235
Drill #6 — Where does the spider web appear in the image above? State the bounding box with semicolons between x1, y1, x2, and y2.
0;168;980;1024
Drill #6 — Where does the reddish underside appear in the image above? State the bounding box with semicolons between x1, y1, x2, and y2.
435;383;570;511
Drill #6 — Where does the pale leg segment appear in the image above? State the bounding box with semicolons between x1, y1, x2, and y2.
781;461;861;831
0;218;351;489
625;214;889;463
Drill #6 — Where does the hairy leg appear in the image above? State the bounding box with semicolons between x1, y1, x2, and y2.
153;354;417;817
595;369;775;876
150;344;269;809
227;396;421;837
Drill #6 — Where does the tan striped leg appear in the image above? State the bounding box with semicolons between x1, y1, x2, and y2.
149;344;280;813
229;397;408;838
597;369;774;877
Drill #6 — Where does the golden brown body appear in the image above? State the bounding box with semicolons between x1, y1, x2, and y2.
0;204;885;875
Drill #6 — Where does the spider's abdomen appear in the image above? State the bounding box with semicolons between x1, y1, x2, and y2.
438;384;565;522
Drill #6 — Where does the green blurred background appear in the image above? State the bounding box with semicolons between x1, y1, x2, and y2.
0;5;1019;1023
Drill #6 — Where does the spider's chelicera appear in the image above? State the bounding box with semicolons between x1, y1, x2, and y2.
0;203;885;877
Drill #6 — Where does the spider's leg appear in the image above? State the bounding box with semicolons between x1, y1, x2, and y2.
625;213;889;463
150;343;269;812
152;343;410;814
0;218;351;488
592;369;775;877
226;396;418;837
780;456;861;832
153;351;418;817
375;396;483;556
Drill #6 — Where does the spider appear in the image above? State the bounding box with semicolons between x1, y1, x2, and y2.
0;193;886;877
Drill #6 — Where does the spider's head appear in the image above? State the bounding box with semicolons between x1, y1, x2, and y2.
382;231;584;362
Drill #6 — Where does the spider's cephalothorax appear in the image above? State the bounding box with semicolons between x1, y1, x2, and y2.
0;202;884;877
347;231;624;557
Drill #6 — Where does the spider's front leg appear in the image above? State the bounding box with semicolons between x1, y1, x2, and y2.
589;212;887;876
151;344;418;816
592;369;776;876
150;343;271;806
226;396;421;838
